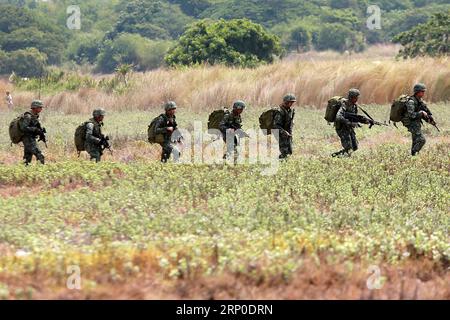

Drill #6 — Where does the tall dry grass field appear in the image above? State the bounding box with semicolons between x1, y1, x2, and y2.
3;56;448;114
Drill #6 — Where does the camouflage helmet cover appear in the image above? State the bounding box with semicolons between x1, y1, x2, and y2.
164;101;177;111
93;108;106;117
31;100;44;109
348;89;361;98
283;93;297;102
414;83;427;93
233;100;246;110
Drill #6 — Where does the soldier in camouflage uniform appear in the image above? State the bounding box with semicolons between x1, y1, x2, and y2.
85;108;108;162
332;89;368;158
219;100;249;162
154;101;181;163
20;100;46;165
273;94;296;159
401;83;430;156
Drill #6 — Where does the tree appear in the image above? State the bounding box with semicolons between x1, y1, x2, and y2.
394;12;449;58
96;33;172;73
289;25;312;52
314;23;366;53
108;0;193;40
165;19;282;68
5;48;48;77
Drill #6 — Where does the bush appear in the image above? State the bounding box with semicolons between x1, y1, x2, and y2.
96;33;172;73
394;12;449;58
0;47;47;77
314;23;366;53
165;19;282;68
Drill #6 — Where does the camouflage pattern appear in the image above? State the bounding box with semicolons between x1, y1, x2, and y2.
93;108;106;117
19;112;45;165
273;106;295;159
219;110;243;161
164;101;177;111
31;100;44;109
348;89;361;98
154;113;180;163
283;94;297;102
334;99;359;156
85;119;104;162
232;100;246;110
402;96;426;155
414;83;427;93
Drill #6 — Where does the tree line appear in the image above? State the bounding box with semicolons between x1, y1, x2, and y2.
0;0;448;76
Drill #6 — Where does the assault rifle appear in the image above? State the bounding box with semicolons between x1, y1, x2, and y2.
344;112;388;129
419;103;440;132
100;135;113;155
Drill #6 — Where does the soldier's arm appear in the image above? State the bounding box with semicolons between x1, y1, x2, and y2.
19;113;39;134
154;116;169;134
335;104;351;125
219;114;231;134
405;99;422;120
85;123;101;145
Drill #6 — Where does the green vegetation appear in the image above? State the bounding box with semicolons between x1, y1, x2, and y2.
0;0;449;74
0;104;448;298
165;19;282;68
394;12;450;59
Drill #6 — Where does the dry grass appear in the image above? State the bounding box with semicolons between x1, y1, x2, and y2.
1;258;448;300
2;55;449;115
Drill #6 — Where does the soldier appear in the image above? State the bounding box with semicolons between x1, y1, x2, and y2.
332;89;366;158
219;100;249;162
274;94;296;159
402;83;430;156
154;101;181;163
85;108;110;162
5;91;13;110
20;100;46;165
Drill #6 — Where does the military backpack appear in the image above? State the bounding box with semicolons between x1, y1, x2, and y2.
207;108;228;131
74;121;90;153
8;113;29;144
259;108;279;135
390;95;409;122
147;117;165;144
324;96;346;123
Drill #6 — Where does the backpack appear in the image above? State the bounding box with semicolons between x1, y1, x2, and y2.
324;96;346;123
390;95;409;122
259;108;279;135
9;113;28;144
147;116;165;144
74;121;89;153
207;108;228;131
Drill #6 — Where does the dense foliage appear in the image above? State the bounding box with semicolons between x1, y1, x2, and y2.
0;0;448;73
394;12;449;59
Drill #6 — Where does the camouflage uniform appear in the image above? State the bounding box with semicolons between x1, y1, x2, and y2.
154;105;180;163
333;89;362;157
85;118;104;162
219;100;246;161
401;84;428;156
273;103;295;159
20;111;45;165
334;100;359;155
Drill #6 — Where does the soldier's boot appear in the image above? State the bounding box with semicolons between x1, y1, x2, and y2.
37;154;45;165
161;152;170;163
24;153;32;166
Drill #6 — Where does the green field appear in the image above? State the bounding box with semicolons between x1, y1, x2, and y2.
0;104;448;299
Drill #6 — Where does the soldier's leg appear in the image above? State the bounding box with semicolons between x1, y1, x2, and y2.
407;123;426;156
279;137;291;159
350;129;358;152
88;148;102;163
22;137;34;165
161;141;173;163
333;129;352;157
